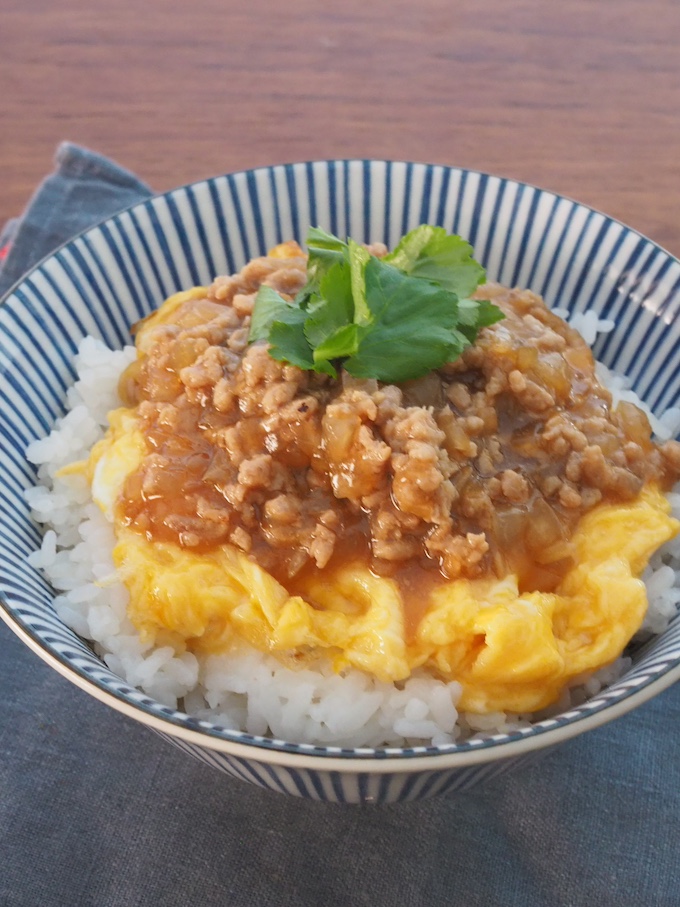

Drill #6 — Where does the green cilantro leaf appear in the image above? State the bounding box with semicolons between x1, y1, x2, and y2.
343;258;467;383
303;261;354;350
383;224;433;271
472;298;506;328
347;239;371;325
307;226;348;256
267;321;316;370
306;226;349;287
314;323;361;365
385;225;485;298
457;296;505;329
249;286;307;342
456;296;506;343
248;224;504;384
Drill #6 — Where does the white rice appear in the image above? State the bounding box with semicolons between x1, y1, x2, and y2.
24;323;680;748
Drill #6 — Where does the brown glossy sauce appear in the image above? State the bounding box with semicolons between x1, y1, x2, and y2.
113;260;680;626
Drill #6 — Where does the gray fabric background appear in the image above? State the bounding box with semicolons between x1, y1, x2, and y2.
1;144;678;907
0;143;152;298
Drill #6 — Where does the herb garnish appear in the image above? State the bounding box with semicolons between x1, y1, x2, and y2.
248;225;504;383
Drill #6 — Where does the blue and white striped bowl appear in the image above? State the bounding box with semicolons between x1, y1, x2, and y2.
2;160;680;803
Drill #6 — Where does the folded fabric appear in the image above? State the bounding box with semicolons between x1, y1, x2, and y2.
1;144;679;907
0;142;152;298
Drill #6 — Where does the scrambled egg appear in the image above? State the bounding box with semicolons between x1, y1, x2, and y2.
84;406;679;714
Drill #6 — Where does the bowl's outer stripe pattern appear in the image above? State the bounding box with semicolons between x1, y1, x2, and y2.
1;160;680;792
159;729;549;803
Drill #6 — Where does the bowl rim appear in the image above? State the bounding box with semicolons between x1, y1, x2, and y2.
2;156;679;307
2;157;680;769
2;605;680;770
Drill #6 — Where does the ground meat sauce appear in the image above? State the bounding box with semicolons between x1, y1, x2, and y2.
117;245;680;605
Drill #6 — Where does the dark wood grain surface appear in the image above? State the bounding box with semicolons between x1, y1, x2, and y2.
2;0;679;255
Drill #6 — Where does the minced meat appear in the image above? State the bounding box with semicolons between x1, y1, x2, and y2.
117;245;680;597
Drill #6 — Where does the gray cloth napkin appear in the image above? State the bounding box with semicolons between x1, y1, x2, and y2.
1;144;679;907
0;143;152;298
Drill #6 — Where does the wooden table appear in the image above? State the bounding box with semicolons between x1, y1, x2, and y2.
3;0;679;256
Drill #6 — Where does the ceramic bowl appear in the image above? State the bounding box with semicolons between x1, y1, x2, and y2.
2;160;680;803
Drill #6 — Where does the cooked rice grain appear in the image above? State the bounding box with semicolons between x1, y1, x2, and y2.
25;330;680;747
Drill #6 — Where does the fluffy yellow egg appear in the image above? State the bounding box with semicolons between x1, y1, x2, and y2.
89;409;147;520
89;387;679;716
75;256;680;722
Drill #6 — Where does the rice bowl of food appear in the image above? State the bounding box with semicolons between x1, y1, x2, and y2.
2;160;680;803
